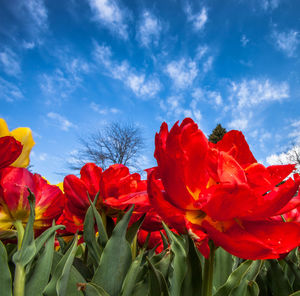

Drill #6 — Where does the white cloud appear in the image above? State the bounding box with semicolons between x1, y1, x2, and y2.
203;56;214;73
88;0;128;39
261;0;280;10
192;88;223;106
241;35;249;47
23;0;48;30
0;0;48;47
46;112;76;131
195;45;208;61
90;102;121;115
186;5;208;31
0;48;21;77
229;79;289;109
137;11;162;47
160;95;202;123
165;58;198;89
228;118;249;130
227;78;289;130
272;29;299;57
40;57;90;102
0;77;24;102
93;43;161;98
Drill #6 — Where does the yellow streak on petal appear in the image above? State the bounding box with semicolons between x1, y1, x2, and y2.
186;186;201;201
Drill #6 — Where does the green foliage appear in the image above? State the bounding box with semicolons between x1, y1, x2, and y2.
3;191;300;296
208;124;227;144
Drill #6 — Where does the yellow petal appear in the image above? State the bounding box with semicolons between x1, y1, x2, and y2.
0;118;10;137
10;127;35;168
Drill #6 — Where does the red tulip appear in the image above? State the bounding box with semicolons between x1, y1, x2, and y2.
0;136;23;169
150;118;300;259
0;167;64;234
60;163;159;233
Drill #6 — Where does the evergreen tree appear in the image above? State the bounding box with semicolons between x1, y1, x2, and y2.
208;124;227;143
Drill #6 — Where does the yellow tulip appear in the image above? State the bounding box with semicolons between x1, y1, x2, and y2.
0;118;35;168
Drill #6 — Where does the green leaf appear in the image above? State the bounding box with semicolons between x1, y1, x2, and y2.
88;192;108;248
43;236;85;296
0;241;12;296
289;291;300;296
214;260;259;296
147;257;169;296
230;280;260;296
126;214;145;244
92;206;133;296
121;251;145;296
163;222;187;296
83;207;102;264
266;260;293;296
213;248;234;291
181;236;202;296
56;234;80;296
12;190;36;267
25;229;56;296
82;283;110;296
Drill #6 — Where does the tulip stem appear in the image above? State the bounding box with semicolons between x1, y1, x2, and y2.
13;220;25;296
14;264;25;296
14;220;24;250
202;241;215;296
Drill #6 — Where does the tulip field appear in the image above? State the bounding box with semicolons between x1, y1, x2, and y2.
1;117;300;296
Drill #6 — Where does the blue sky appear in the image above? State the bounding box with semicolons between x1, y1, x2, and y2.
1;0;300;183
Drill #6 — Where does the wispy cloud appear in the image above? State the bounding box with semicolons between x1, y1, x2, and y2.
192;88;223;106
0;77;24;102
229;79;289;109
241;35;249;47
261;0;280;10
46;112;76;131
165;58;198;89
227;78;289;130
272;29;299;57
0;48;21;77
40;57;90;102
23;0;48;31
160;95;202;123
137;11;162;47
93;43;161;98
88;0;128;39
185;5;208;31
90;102;121;115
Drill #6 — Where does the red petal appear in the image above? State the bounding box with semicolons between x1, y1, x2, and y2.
147;169;187;233
267;164;296;186
244;177;300;220
0;136;23;169
0;167;35;215
80;163;102;196
202;220;277;259
215;130;257;167
155;119;209;210
242;220;300;255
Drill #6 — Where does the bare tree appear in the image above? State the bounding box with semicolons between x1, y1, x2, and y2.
69;121;144;171
285;145;300;173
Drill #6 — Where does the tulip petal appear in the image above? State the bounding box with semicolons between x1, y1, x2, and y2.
202;220;277;260
148;169;187;233
0;136;23;169
216;130;257;167
10;127;35;168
